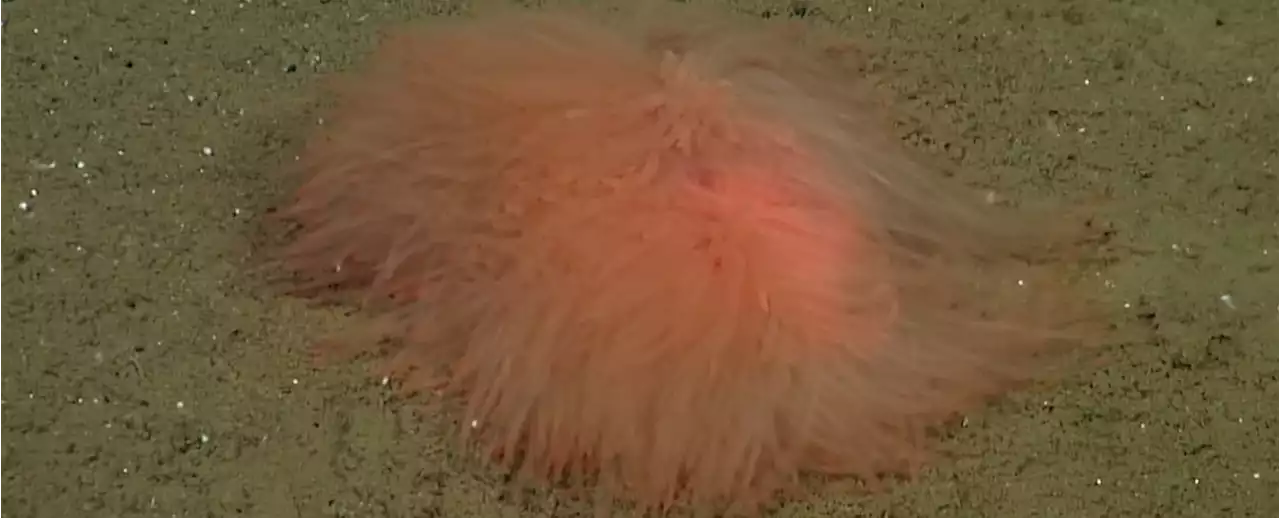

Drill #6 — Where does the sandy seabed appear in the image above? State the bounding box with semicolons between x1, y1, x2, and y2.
2;0;1275;517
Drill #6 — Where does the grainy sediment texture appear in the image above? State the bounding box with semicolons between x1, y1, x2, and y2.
2;0;1275;517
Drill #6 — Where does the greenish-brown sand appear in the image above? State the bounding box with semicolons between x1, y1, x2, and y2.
3;0;1275;516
